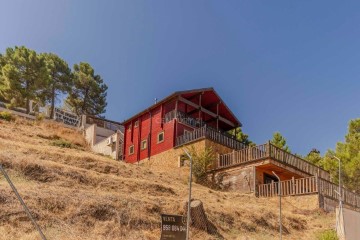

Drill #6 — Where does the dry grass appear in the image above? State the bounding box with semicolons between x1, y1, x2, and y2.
0;118;335;239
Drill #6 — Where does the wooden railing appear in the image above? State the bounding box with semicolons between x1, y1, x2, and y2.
258;176;318;197
318;178;360;208
269;144;329;180
214;142;330;180
164;110;203;128
175;126;245;150
257;176;360;208
215;144;268;169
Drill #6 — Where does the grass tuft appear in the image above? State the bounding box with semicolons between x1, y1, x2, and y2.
0;111;15;121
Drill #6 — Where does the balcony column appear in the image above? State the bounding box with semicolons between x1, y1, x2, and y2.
174;98;179;146
216;103;219;131
198;94;202;125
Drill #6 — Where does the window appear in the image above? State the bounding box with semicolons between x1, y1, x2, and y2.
141;139;147;150
129;145;134;155
157;131;164;143
134;120;139;128
128;124;132;131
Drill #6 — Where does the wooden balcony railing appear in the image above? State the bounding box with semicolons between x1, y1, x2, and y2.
257;176;360;209
258;176;318;197
269;144;329;180
175;126;245;150
318;178;360;208
214;142;330;180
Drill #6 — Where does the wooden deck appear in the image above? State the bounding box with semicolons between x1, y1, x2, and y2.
257;176;360;209
175;125;245;150
212;143;330;180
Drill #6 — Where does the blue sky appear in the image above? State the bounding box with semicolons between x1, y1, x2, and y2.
1;0;359;155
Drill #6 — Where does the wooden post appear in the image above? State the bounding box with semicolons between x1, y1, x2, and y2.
291;177;295;195
216;103;219;131
267;140;271;158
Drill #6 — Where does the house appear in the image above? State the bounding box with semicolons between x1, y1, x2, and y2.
82;115;124;160
122;87;243;165
121;87;360;212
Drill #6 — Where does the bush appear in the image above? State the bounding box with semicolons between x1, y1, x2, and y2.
0;111;15;121
186;146;215;183
52;139;73;148
317;229;338;240
36;113;45;121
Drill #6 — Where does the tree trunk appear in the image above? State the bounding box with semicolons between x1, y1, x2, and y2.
50;85;55;119
183;199;209;231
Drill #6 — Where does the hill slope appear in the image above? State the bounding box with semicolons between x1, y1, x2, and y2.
0;117;335;239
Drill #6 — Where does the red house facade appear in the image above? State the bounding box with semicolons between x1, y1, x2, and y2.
122;88;243;163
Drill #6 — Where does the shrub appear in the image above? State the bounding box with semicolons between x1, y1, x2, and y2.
186;146;215;183
0;111;15;121
52;139;73;148
36;113;45;121
317;229;338;240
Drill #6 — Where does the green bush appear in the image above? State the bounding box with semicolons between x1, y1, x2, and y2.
317;229;338;240
52;139;72;148
0;111;15;121
186;146;215;183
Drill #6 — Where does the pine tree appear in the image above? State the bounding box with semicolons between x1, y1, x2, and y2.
305;148;323;166
270;132;290;152
0;46;48;113
42;53;73;118
66;62;107;116
323;119;360;192
228;127;254;146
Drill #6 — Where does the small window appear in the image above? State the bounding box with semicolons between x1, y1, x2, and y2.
157;131;164;143
128;124;132;131
141;139;147;150
129;145;134;155
134;120;139;128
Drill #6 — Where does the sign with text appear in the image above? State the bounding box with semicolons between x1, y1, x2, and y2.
160;214;187;240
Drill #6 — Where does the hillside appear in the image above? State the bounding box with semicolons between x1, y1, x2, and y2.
0;116;335;240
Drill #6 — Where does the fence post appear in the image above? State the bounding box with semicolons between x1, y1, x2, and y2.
291;177;295;195
267;141;271;158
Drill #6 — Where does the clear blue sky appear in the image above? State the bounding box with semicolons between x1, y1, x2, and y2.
1;0;359;155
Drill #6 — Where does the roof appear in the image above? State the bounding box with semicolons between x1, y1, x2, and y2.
122;87;242;129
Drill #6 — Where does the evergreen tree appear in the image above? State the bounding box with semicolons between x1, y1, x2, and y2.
0;46;48;113
270;132;290;152
66;62;107;116
305;148;323;166
42;53;72;118
228;127;254;146
323;119;360;193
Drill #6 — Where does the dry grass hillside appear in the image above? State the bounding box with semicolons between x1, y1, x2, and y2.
0;116;335;240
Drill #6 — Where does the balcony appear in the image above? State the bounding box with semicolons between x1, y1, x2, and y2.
213;142;330;180
175;126;245;150
257;176;360;209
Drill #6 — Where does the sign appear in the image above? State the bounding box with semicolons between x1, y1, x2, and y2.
160;214;187;240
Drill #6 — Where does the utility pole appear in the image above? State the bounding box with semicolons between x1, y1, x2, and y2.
183;149;193;240
272;171;282;240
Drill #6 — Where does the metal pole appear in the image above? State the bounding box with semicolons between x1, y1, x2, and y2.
0;164;47;240
183;149;193;240
333;156;345;238
272;171;282;240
